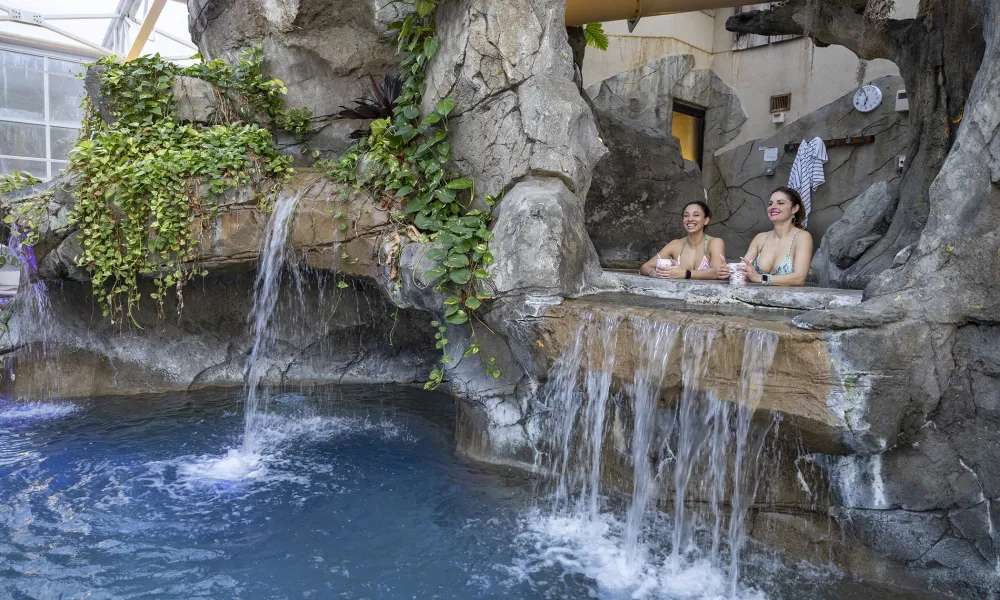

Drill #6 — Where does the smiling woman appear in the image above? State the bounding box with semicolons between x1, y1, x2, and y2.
639;200;730;281
735;187;814;287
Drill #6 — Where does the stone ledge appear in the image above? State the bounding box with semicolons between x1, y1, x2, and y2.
596;270;863;312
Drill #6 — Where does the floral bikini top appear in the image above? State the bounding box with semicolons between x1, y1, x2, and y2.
657;236;713;270
753;230;798;276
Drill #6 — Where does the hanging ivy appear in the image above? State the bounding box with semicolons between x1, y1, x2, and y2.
325;0;501;389
68;49;306;324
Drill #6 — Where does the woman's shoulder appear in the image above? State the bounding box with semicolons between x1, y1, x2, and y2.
662;238;683;252
794;228;814;243
708;236;726;249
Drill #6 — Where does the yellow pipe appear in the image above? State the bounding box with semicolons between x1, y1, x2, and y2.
566;0;748;26
126;0;168;60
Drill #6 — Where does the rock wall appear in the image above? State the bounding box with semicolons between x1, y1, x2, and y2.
187;0;410;155
584;55;745;266
583;57;909;275
706;75;909;267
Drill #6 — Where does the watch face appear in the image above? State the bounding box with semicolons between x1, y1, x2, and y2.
853;85;883;113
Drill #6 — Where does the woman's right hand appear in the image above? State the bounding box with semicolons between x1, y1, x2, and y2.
739;258;762;284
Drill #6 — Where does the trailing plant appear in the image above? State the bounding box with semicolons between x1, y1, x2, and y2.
0;171;47;255
324;0;500;390
69;50;303;323
0;171;41;194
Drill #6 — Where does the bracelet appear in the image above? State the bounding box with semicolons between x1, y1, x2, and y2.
685;270;691;280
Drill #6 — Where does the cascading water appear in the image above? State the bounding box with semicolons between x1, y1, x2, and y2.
726;329;779;595
242;187;309;456
624;318;680;564
530;313;782;598
547;314;621;515
2;223;59;395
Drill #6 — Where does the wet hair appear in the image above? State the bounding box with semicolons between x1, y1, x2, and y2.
682;200;712;220
770;187;806;228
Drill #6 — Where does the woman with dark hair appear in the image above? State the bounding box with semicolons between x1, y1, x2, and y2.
735;187;813;287
639;201;730;281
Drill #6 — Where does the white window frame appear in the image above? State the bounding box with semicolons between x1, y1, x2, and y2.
0;41;88;180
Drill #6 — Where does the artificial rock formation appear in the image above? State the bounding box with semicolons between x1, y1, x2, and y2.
707;75;909;275
731;0;1000;587
585;55;744;266
3;0;999;594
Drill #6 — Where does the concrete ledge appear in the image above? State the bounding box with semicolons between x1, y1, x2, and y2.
596;270;863;312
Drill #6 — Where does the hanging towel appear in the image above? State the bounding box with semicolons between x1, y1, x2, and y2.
787;137;828;227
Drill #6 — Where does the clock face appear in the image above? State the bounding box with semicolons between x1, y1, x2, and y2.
853;85;883;113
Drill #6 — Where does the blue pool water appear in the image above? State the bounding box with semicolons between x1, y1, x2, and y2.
0;387;938;600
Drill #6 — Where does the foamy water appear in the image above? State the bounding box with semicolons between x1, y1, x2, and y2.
513;509;769;600
163;413;416;488
0;400;79;422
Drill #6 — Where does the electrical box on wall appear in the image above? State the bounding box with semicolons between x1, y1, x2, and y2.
772;112;786;124
895;89;909;112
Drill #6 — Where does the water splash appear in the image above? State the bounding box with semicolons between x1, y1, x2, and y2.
242;187;309;455
533;313;782;597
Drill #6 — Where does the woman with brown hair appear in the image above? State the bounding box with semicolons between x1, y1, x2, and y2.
735;187;813;287
639;201;730;281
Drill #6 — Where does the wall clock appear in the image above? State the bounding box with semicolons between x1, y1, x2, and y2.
853;84;883;113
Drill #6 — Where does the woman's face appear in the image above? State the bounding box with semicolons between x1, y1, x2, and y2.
683;204;709;234
766;192;797;224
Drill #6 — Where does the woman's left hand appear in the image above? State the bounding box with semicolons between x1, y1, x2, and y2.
716;264;731;280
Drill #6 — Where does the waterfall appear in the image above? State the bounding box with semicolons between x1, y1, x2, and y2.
727;329;779;595
534;313;781;596
3;223;58;394
623;318;679;564
242;187;307;455
670;326;717;562
545;314;621;516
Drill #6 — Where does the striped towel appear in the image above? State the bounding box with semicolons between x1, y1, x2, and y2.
788;137;828;227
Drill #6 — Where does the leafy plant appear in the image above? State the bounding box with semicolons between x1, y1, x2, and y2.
68;50;301;323
0;171;47;254
325;0;501;390
585;23;609;51
0;171;41;194
335;72;403;139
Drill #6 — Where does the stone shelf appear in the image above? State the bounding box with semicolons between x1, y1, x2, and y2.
597;270;863;312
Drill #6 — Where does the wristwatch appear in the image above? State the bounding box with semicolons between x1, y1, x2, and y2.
685;270;692;280
762;274;772;286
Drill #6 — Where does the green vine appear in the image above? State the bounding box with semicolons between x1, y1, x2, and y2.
324;0;500;389
68;49;304;323
0;171;47;258
0;171;41;194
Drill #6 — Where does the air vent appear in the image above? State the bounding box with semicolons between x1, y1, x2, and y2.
770;93;792;113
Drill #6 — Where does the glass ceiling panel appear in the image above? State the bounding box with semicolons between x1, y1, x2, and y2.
0;1;194;61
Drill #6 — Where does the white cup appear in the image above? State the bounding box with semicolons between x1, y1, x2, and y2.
728;263;745;286
656;257;674;270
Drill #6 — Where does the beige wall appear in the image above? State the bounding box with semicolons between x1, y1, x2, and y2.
582;1;919;148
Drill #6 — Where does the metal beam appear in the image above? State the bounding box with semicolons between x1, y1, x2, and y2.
125;0;168;60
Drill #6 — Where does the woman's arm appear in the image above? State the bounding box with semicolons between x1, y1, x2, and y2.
737;234;766;283
689;238;729;280
767;230;813;287
639;243;674;277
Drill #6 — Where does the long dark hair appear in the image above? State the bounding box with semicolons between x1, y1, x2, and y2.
770;187;806;228
682;200;712;219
